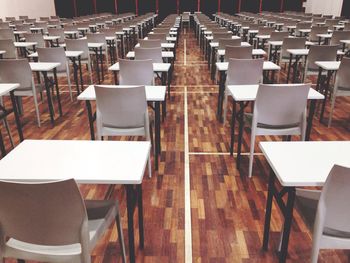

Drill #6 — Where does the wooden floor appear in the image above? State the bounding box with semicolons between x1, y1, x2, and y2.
1;26;350;263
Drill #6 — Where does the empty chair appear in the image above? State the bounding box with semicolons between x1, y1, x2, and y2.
138;39;162;48
294;165;350;263
37;47;73;100
134;47;163;63
257;26;275;36
24;33;45;48
248;84;309;177
66;38;93;84
153;28;170;34
309;26;328;43
0;59;43;126
0;39;17;59
119;59;154;85
218;38;242;50
223;58;264;123
330;30;350;47
0;179;126;263
224;45;253;61
0;22;10;29
86;33;108;64
325;19;340;29
40;16;50;21
328;57;350;127
34;21;49;34
212;32;232;42
148;33;167;41
94;85;152;177
5;17;15;22
280;37;306;63
16;24;31;33
296;22;312;36
19;16;29;20
48;28;66;45
304;45;338;81
0;29;15;41
269;31;289;41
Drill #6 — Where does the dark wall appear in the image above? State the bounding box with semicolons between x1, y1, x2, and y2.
240;0;260;13
76;0;94;16
96;0;116;13
158;0;177;20
55;0;75;17
262;0;280;12
221;0;238;14
180;0;197;13
284;0;302;11
341;0;350;18
117;0;136;13
139;0;156;14
201;0;218;17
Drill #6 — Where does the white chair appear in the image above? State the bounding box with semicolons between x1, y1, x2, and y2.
248;84;309;177
66;38;93;84
0;59;43;126
94;85;152;178
0;179;126;263
37;47;73;101
328;57;350;127
86;33;108;65
119;59;154;85
224;45;253;61
294;164;350;263
134;46;163;63
138;39;162;48
223;58;264;123
0;39;17;59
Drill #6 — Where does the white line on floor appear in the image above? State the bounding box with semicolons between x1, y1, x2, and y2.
184;39;187;66
184;86;192;263
189;152;264;156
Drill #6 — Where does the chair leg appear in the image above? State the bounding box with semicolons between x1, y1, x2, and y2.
33;94;41;127
248;130;256;178
2;119;14;148
115;214;127;263
148;155;152;178
328;95;336;128
67;71;73;101
223;91;228;124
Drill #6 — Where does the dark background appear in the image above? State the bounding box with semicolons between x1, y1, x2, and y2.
54;0;348;18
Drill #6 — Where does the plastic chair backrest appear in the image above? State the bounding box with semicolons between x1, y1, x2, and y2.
227;58;264;85
334;57;350;90
255;83;309;126
148;33;166;41
0;179;87;245
119;59;154;85
134;46;162;63
37;47;67;72
270;31;289;41
95;85;148;128
48;28;65;44
309;26;328;42
0;59;33;90
330;30;350;46
66;38;89;60
281;37;306;59
24;33;45;48
138;39;162;48
0;29;15;41
225;45;253;61
307;45;338;71
0;39;16;59
218;38;241;49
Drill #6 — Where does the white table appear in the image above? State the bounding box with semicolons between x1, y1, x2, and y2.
64;30;79;38
0;50;5;58
29;62;62;124
215;61;281;121
29;51;84;94
78;84;165;171
14;41;37;57
43;35;61;46
316;33;332;45
0;83;24;156
340;39;350;55
126;51;174;59
286;48;309;83
260;141;350;263
0;139;151;263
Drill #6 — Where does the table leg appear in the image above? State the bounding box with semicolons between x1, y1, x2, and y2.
100;46;104;82
72;57;80;94
78;56;84;92
154;101;160;171
292;55;300;83
42;71;55;125
210;47;216;81
126;185;136;263
85;101;95;140
0;129;6;157
121;35;125;58
262;169;276;250
236;101;245;170
286;53;292;83
94;48;101;84
217;71;226;122
320;70;332;123
53;68;63;116
230;101;237;156
10;91;24;142
137;184;144;249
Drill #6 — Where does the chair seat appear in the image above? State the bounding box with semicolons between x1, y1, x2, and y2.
4;199;118;260
244;113;300;130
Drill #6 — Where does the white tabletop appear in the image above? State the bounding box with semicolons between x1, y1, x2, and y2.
268;41;283;46
210;41;250;48
14;41;37;48
126;51;174;59
216;61;281;71
317;33;332;39
315;61;341;71
88;42;105;48
43;35;60;41
64;30;79;35
227;84;324;101
0;83;20;96
28;51;84;58
134;43;175;49
298;29;311;33
109;62;171;72
256;34;271;39
0;50;6;55
78;85;166;102
259;141;350;187
217;48;266;57
287;48;309;56
0;140;151;185
29;62;61;71
340;39;350;45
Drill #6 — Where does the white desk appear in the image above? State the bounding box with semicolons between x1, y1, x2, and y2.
14;41;37;57
217;48;266;57
78;84;165;171
227;84;324;168
126;51;174;59
0;50;5;58
134;42;175;49
260;141;350;263
286;48;309;83
0;83;24;156
29;62;62;124
0;139;150;263
109;62;171;73
216;61;281;72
